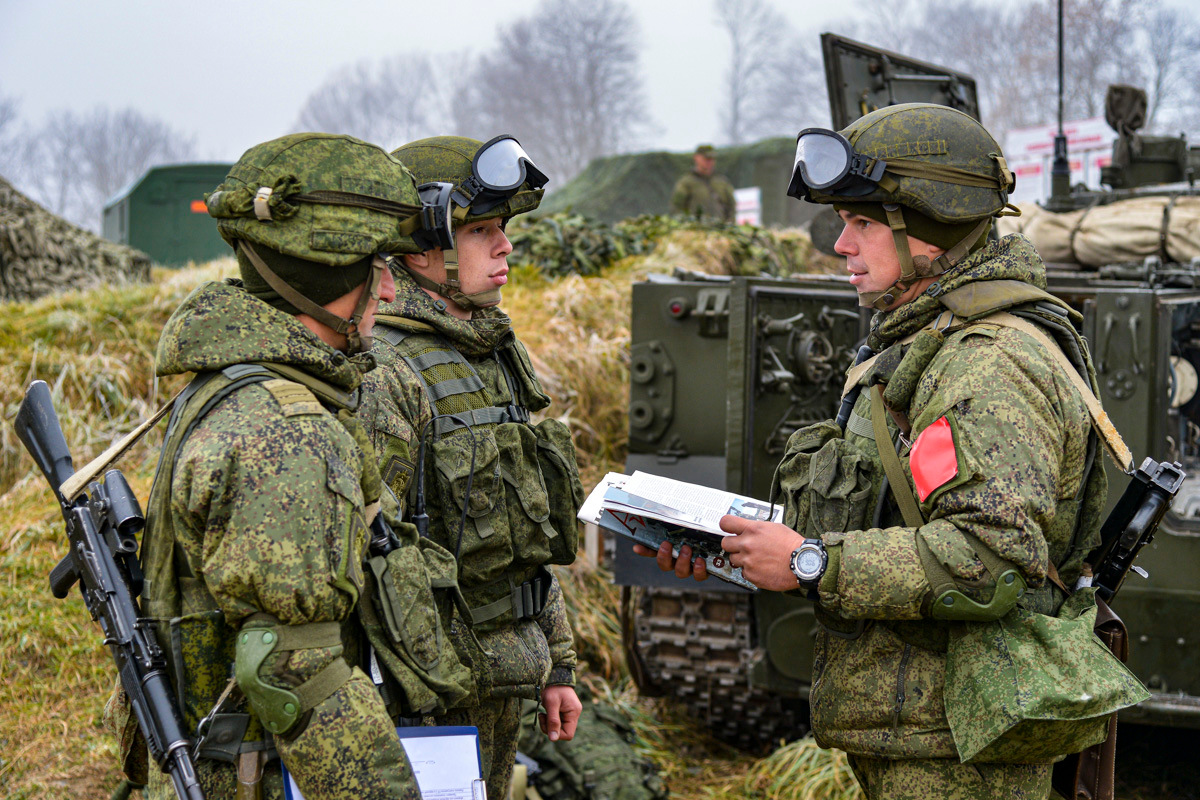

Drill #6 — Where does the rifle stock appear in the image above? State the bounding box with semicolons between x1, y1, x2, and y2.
14;380;205;800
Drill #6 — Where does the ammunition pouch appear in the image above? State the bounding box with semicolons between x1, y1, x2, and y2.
358;536;476;716
463;564;553;629
772;419;877;539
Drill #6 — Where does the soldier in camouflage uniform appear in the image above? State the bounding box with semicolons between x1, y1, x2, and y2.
357;135;585;800
642;104;1139;799
131;133;449;799
670;144;735;222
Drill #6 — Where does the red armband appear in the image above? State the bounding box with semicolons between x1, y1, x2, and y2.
910;415;958;502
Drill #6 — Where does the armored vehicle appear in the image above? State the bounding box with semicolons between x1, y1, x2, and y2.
611;33;1200;750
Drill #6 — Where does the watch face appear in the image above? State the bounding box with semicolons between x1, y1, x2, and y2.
796;549;824;577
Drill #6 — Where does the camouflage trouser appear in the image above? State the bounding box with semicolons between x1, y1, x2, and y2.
847;755;1055;800
437;696;522;800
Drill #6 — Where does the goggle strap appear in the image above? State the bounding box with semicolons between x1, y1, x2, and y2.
238;241;352;336
876;174;900;194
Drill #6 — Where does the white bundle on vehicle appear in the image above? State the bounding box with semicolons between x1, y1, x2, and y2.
998;197;1200;267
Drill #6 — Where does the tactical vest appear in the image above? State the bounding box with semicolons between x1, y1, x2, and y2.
374;319;583;632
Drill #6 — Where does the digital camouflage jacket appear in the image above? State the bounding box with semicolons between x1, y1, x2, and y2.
140;280;419;800
777;235;1109;761
358;272;580;702
670;170;735;222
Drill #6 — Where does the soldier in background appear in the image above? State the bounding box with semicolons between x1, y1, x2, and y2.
642;104;1144;799
358;135;584;800
670;144;735;222
128;133;448;799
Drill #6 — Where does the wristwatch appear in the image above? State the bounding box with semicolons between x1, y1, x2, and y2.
789;539;828;597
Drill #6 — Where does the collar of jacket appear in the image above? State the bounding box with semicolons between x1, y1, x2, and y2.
154;279;369;392
377;270;515;358
868;234;1048;351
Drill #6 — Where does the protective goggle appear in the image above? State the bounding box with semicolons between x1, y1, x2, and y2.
412;181;455;251
786;128;887;201
453;134;548;214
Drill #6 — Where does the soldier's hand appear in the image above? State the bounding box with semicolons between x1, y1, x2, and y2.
540;685;582;742
632;541;709;581
719;515;806;592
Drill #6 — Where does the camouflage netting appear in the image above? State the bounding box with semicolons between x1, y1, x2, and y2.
507;212;817;278
537;138;820;228
0;174;151;302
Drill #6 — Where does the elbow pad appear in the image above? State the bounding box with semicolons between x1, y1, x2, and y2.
234;619;352;736
918;536;1027;622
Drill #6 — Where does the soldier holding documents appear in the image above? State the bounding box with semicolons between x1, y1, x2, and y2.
642;103;1148;799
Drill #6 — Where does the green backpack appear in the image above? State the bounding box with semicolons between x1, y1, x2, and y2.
515;696;668;800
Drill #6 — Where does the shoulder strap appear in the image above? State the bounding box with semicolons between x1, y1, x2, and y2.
979;311;1133;472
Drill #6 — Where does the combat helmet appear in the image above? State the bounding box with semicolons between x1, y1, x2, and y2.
206;132;453;352
391;135;548;311
787;103;1018;309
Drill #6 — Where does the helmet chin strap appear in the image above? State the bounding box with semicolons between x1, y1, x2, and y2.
239;241;384;354
399;248;502;313
856;204;992;311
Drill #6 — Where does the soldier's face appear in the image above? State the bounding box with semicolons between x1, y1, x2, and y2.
694;154;716;176
835;210;942;310
454;216;513;298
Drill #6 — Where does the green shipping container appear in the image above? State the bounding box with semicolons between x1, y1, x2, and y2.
103;163;232;267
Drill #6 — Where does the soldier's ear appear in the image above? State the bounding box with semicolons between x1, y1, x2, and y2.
404;252;430;271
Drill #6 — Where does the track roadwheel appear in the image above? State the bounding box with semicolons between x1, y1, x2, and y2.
624;585;809;752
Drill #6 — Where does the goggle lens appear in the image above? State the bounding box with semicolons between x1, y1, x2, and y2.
796;132;851;188
472;135;548;192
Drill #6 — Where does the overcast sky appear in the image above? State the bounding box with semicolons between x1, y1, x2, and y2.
1;0;871;161
3;0;1198;164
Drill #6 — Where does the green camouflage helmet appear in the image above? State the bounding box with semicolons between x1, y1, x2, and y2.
797;104;1018;309
206;132;428;264
807;103;1015;223
391;136;544;224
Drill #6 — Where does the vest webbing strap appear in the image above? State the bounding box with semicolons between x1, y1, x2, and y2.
375;321;528;436
428;375;486;401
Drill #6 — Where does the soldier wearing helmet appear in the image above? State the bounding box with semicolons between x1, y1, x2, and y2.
643;104;1145;799
120;133;471;799
358;135;584;800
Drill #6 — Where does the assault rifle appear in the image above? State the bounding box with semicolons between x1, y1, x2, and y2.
1087;456;1187;603
15;380;204;800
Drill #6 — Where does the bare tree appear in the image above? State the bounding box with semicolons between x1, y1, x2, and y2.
295;54;450;151
0;94;20;178
452;0;649;186
716;0;786;144
855;0;1174;144
1139;5;1200;132
15;107;195;232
